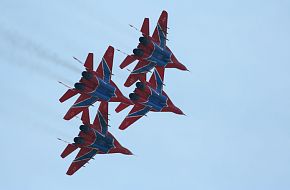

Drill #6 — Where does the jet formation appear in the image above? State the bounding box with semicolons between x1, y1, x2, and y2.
58;10;188;175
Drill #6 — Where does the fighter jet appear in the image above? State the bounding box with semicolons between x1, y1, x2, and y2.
60;103;132;175
59;46;132;120
115;66;184;130
119;10;188;87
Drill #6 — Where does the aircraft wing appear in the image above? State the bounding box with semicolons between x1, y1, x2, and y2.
109;80;132;105
115;102;131;113
61;144;78;159
124;60;151;87
63;94;98;120
59;89;78;103
66;147;98;175
95;46;114;83
148;66;165;94
165;47;188;71
119;104;151;130
120;55;137;69
93;101;109;135
152;10;168;48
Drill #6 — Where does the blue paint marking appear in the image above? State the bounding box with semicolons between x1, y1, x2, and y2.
88;78;116;101
74;149;98;162
146;43;172;67
90;132;114;153
97;110;108;135
157;24;166;48
89;89;111;101
153;69;163;93
72;96;98;108
132;62;156;74
128;106;151;117
146;89;167;111
102;58;111;83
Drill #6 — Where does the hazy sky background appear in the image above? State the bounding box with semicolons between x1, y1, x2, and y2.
0;0;290;189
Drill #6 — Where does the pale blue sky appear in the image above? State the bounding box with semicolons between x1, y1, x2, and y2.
0;0;290;189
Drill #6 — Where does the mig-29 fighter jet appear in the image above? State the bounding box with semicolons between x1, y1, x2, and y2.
60;102;133;175
59;46;132;120
120;10;188;87
115;66;184;130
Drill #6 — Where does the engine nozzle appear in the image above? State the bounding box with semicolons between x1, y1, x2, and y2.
129;93;140;101
74;137;84;144
136;82;145;90
74;83;85;91
139;37;150;46
133;48;144;57
79;125;89;133
82;71;93;80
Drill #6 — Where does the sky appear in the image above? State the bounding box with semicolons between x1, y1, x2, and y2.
0;0;290;189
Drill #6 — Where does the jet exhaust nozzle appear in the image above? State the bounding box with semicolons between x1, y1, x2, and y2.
74;83;85;91
74;137;84;144
129;93;140;101
136;82;145;90
133;48;144;57
79;125;89;133
82;71;93;80
139;37;150;46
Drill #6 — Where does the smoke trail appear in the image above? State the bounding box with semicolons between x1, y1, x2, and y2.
0;47;73;84
0;26;81;74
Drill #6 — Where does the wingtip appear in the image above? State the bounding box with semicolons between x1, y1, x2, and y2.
63;115;71;121
119;126;126;131
66;171;74;176
119;124;129;131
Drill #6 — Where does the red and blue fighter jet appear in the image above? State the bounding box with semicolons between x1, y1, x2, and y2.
61;102;133;175
115;66;184;130
120;10;188;87
59;46;131;120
